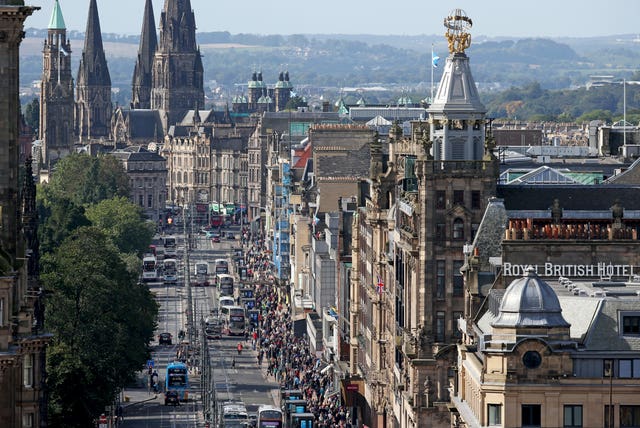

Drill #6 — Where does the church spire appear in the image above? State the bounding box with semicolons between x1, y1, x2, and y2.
151;0;204;127
158;0;197;52
48;0;66;30
76;0;112;140
40;0;74;165
131;0;157;109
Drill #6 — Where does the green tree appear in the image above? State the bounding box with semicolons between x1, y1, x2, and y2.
85;197;155;255
284;95;308;111
37;187;90;255
47;153;130;206
42;227;157;428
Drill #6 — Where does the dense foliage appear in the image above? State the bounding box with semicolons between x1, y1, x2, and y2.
42;227;157;427
37;153;158;427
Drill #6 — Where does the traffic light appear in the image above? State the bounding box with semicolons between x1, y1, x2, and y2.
167;217;173;225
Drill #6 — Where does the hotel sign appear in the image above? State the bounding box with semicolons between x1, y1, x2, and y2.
503;262;636;278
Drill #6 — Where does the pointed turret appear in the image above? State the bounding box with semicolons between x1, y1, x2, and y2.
151;0;204;128
76;0;112;140
132;0;157;109
47;0;65;30
40;0;74;165
427;9;486;161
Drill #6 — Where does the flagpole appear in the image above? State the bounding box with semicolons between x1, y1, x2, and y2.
431;43;434;103
57;34;61;84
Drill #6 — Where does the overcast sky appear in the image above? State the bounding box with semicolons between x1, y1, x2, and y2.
23;0;640;39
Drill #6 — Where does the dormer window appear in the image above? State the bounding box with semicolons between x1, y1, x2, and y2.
621;313;640;335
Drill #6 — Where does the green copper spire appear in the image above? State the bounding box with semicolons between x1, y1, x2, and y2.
48;0;66;30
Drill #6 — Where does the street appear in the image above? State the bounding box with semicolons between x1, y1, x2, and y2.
120;227;279;427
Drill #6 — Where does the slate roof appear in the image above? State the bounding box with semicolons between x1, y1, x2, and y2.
497;184;640;211
584;300;640;351
315;144;370;179
469;197;507;272
126;110;164;139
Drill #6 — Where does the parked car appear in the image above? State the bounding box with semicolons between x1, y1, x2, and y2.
159;332;172;345
226;232;235;240
165;390;180;406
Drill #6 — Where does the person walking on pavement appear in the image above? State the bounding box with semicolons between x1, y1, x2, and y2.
237;342;243;355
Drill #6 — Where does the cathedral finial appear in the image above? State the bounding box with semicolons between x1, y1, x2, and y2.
444;9;472;54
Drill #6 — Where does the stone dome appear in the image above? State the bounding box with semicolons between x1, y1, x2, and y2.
492;267;570;328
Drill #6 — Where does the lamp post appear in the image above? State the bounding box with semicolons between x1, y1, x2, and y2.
183;205;194;349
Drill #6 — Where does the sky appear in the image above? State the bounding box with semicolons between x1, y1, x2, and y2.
23;0;640;39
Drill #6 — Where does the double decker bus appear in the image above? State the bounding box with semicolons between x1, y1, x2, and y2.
257;404;283;428
219;402;248;428
165;361;189;401
214;258;229;274
163;258;178;284
217;273;234;296
142;255;158;282
221;305;245;335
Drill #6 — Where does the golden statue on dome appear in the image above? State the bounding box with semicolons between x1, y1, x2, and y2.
444;8;473;54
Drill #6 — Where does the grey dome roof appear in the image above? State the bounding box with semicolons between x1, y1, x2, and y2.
492;268;570;328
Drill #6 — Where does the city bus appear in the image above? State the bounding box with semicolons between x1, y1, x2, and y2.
217;274;234;296
214;258;229;274
220;305;246;335
142;255;158;282
289;413;314;428
163;236;177;257
194;261;208;276
257;404;283;428
219;402;248;428
165;361;189;401
163;258;178;284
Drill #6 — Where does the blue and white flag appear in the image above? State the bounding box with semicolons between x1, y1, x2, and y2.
432;52;439;68
60;46;69;57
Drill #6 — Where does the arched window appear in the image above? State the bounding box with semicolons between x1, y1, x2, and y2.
453;218;464;240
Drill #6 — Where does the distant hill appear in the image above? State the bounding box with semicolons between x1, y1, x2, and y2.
21;29;640;121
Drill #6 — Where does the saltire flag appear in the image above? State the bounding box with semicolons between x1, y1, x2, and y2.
432;52;439;68
376;275;384;295
60;46;69;57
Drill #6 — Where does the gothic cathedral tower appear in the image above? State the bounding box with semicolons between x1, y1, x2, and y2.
151;0;204;128
131;0;157;109
40;0;74;166
76;0;111;141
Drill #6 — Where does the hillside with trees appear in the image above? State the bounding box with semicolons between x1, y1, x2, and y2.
20;30;640;123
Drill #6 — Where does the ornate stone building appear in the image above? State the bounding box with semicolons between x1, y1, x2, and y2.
150;0;204;129
163;109;254;209
112;146;167;222
39;0;74;167
0;2;51;426
75;0;112;141
349;10;499;427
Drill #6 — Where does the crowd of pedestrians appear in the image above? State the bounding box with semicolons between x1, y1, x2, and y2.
240;230;353;427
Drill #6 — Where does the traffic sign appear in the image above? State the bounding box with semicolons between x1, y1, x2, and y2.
98;414;107;428
147;359;154;368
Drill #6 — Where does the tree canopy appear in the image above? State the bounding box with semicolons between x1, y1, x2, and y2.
85;196;155;256
42;227;157;427
37;153;157;426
